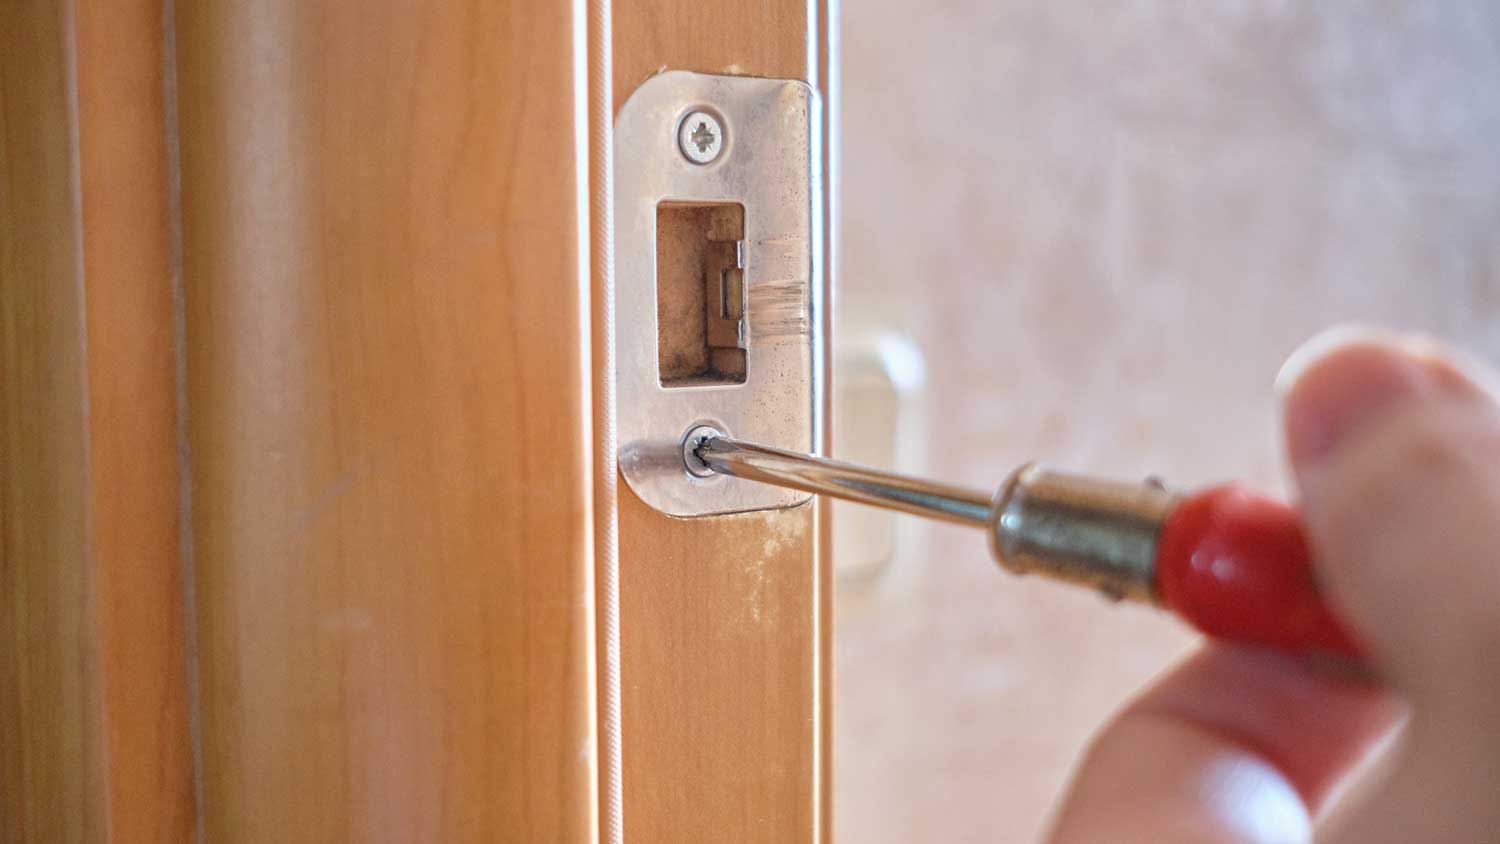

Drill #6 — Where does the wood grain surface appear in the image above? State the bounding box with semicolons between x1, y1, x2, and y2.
613;0;814;111
76;0;197;838
5;1;831;840
2;1;194;841
1;4;102;839
174;1;595;841
610;2;830;840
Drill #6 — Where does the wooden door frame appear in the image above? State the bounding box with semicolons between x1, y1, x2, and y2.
599;2;835;839
1;0;834;841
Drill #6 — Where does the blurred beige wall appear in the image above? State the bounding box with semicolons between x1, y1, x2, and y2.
834;4;1500;842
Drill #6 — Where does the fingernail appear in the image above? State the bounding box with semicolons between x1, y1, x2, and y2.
1278;327;1488;467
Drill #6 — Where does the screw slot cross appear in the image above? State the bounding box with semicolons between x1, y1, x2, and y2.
678;110;723;164
689;120;716;153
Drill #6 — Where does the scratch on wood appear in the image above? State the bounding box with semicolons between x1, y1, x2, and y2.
282;460;369;540
742;556;766;623
741;510;808;626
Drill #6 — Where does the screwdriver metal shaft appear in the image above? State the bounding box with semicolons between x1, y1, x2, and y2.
694;433;1168;603
694;436;993;527
691;433;1364;658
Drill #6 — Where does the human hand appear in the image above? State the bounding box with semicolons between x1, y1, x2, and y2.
1047;329;1500;844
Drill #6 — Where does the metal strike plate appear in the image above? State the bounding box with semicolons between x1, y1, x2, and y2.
615;71;821;517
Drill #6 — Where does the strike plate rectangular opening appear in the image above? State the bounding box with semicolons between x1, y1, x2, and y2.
656;202;747;387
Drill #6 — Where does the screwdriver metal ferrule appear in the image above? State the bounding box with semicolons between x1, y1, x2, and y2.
693;435;1173;606
990;465;1173;605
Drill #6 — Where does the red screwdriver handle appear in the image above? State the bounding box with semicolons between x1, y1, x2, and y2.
1153;485;1364;658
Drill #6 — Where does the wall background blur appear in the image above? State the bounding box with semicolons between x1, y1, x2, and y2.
833;3;1500;841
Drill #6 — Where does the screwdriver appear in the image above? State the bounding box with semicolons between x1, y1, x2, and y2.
689;431;1362;659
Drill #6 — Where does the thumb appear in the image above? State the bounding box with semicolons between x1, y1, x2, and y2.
1279;329;1500;842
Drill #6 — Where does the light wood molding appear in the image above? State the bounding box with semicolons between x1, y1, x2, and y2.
2;1;194;841
174;1;596;840
76;0;197;838
1;4;102;838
